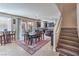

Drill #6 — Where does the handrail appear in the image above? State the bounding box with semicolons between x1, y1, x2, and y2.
54;16;62;33
53;16;62;51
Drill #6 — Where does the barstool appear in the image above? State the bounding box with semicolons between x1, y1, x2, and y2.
0;32;6;45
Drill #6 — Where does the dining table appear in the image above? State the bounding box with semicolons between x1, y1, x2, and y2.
24;30;44;46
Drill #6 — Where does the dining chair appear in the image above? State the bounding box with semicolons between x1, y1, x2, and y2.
36;32;41;42
41;31;44;40
6;31;11;43
11;31;16;41
24;32;29;44
2;32;7;44
28;35;33;45
28;34;38;45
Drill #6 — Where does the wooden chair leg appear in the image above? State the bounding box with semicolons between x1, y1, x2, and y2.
9;35;11;43
4;36;6;45
24;35;27;43
35;38;37;43
14;34;16;40
24;35;25;42
43;33;44;39
13;34;15;40
40;35;42;40
38;37;40;42
0;36;2;45
30;39;33;45
28;39;30;45
11;35;13;41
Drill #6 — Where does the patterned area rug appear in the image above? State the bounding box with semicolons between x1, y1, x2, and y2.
18;39;50;55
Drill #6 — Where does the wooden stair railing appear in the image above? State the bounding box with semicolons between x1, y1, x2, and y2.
53;16;62;51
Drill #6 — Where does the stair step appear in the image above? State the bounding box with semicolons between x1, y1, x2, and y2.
61;29;77;31
61;31;77;34
60;36;79;43
60;32;78;37
59;52;67;56
58;43;79;54
61;28;77;32
57;48;78;56
57;28;79;56
61;28;77;30
59;39;79;47
61;28;77;34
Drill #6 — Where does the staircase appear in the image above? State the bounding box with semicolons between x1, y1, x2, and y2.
57;28;79;56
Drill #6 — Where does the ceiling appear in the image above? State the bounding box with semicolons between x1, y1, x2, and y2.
0;3;61;21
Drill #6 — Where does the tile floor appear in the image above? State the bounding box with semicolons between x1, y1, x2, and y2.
0;36;59;56
0;41;59;56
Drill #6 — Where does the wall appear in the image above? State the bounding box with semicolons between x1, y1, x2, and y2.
0;17;11;31
57;3;77;28
61;10;77;28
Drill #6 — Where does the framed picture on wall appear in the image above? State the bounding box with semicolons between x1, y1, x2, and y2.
13;19;16;24
37;22;41;27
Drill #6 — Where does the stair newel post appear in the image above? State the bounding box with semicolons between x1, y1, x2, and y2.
53;30;56;52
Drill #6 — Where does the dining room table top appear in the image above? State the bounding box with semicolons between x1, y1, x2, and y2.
29;32;36;35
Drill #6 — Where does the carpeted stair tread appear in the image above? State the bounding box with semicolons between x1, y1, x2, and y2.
57;48;78;56
61;31;77;34
59;52;67;56
60;36;79;42
60;36;78;40
61;28;77;31
57;28;79;56
60;32;78;37
59;39;79;47
61;28;77;30
61;29;77;34
61;29;77;31
58;43;79;54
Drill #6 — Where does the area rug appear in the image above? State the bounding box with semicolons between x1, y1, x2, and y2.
17;39;50;55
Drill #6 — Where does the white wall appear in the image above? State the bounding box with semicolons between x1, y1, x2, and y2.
61;10;77;28
0;17;11;31
59;4;77;28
